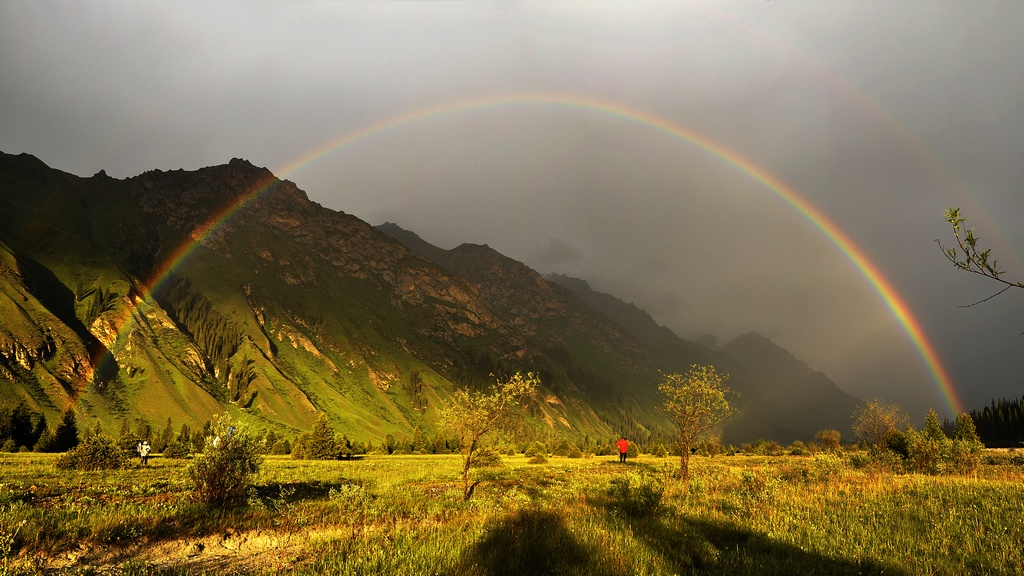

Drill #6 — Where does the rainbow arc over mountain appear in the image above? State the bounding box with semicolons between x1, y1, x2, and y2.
117;92;963;416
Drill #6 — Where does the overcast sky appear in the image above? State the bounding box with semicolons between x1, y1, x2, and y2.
3;1;1022;420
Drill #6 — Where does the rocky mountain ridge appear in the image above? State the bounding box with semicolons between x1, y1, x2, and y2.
0;152;858;444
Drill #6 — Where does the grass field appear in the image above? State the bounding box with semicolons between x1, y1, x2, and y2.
2;451;1023;575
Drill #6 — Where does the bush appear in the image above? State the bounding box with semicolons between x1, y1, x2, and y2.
608;471;663;517
270;438;291;455
811;453;845;481
815;429;842;452
163;439;191;459
187;415;263;508
552;440;572;457
788;440;810;456
471;447;503;468
54;434;127;470
524;441;547;459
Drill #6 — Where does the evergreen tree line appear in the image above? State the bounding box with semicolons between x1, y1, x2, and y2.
0;403;79;453
157;275;246;391
951;395;1024;448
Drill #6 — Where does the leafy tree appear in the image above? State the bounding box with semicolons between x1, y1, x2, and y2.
438;372;539;500
263;428;280;455
270;437;291;455
814;429;842;453
950;413;984;474
383;434;397;455
659;365;736;479
852;400;909;450
907;410;952;474
187;414;263;508
940;207;1023;305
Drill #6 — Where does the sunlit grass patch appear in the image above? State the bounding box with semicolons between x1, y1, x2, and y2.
1;452;1023;574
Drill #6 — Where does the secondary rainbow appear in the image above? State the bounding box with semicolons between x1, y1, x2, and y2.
126;92;964;415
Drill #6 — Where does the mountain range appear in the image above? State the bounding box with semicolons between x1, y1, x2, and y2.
0;151;859;445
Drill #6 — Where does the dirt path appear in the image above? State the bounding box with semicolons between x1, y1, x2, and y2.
34;527;316;574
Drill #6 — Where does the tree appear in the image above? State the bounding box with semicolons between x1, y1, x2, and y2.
307;413;337;460
940;207;1023;305
438;372;539;500
659;365;736;479
908;409;952;474
852;400;909;450
187;414;263;508
52;408;79;452
814;429;842;453
155;417;174;453
950;412;984;475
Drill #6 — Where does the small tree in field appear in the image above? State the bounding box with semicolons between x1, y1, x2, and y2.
660;365;735;479
814;429;842;453
438;372;539;500
187;414;263;508
852;400;909;451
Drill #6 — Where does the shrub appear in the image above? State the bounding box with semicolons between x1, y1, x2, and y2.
882;429;911;459
552;440;572;457
524;441;547;459
608;471;664;517
788;440;810;456
471;447;503;468
270;438;291;455
652;443;668;458
54;434;127;470
815;429;842;452
949;439;983;474
187;414;263;508
811;453;845;481
566;445;583;459
163;439;191;459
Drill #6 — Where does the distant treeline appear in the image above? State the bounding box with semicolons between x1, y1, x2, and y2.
955;396;1024;448
0;403;79;453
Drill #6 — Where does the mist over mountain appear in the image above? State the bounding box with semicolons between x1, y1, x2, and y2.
1;152;857;445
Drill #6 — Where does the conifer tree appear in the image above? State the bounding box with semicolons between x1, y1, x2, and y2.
53;408;79;452
306;413;337;460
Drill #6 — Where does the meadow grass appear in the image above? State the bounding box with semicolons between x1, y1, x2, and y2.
1;451;1023;575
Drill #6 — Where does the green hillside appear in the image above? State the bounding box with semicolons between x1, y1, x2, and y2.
0;152;859;447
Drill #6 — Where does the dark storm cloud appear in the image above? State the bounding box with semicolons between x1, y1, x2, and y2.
2;1;1022;419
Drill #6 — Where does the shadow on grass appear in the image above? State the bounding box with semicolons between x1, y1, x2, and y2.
612;508;909;576
455;509;623;576
252;478;360;504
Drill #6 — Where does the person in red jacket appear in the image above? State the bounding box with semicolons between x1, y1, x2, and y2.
616;437;629;463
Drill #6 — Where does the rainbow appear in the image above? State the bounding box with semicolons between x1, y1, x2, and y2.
111;92;964;415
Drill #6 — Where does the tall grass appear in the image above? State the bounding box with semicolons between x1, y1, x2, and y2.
1;451;1022;575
